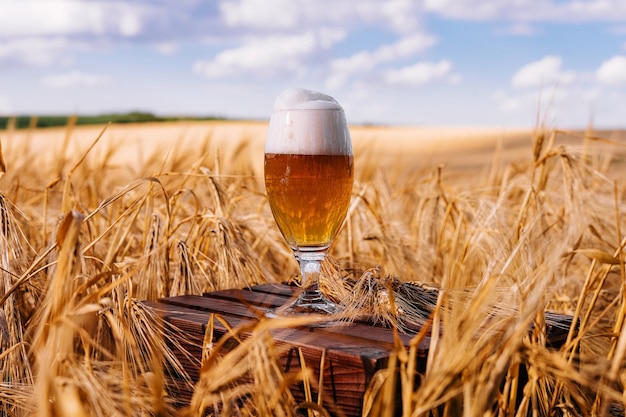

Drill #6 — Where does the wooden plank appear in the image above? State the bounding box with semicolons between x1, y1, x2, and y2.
204;283;296;302
156;294;413;359
204;284;574;347
160;292;422;347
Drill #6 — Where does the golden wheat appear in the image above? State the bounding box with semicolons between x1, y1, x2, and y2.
0;119;624;416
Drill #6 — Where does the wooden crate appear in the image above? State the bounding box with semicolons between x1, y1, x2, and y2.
146;283;575;417
147;284;427;416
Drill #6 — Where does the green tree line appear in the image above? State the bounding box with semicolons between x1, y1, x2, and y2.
0;112;227;129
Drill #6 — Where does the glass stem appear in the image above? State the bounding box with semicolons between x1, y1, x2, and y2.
270;249;340;316
297;250;326;303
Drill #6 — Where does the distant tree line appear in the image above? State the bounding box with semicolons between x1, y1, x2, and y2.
0;112;228;129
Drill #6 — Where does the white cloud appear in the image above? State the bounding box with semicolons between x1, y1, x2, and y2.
424;0;501;20
596;56;626;86
493;87;578;127
193;33;318;78
499;55;613;126
118;13;142;37
492;79;626;128
318;28;347;49
0;37;76;66
384;60;458;86
0;1;161;68
0;0;104;37
326;33;437;88
41;71;112;89
511;56;576;89
220;0;298;29
424;0;626;22
218;0;421;33
0;1;150;38
375;33;437;61
326;51;378;89
154;42;179;55
378;0;423;33
498;22;541;36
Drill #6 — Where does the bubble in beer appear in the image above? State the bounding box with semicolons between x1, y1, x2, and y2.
265;88;352;156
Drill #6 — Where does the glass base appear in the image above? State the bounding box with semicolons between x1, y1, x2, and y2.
272;289;342;316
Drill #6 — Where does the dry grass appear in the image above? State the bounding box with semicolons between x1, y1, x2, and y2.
0;119;625;416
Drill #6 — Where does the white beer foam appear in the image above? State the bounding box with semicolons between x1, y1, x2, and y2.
265;88;353;155
273;88;342;111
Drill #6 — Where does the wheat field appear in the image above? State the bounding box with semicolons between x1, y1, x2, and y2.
0;119;625;416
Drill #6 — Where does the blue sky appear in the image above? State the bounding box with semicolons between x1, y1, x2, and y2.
2;0;626;128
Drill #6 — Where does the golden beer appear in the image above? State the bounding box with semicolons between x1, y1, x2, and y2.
265;153;354;249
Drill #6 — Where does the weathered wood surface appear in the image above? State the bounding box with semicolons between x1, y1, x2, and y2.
146;284;428;416
146;283;576;417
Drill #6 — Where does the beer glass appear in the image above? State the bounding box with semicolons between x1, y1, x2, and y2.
264;88;354;315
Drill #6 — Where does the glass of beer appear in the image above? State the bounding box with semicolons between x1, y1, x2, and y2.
264;88;354;315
